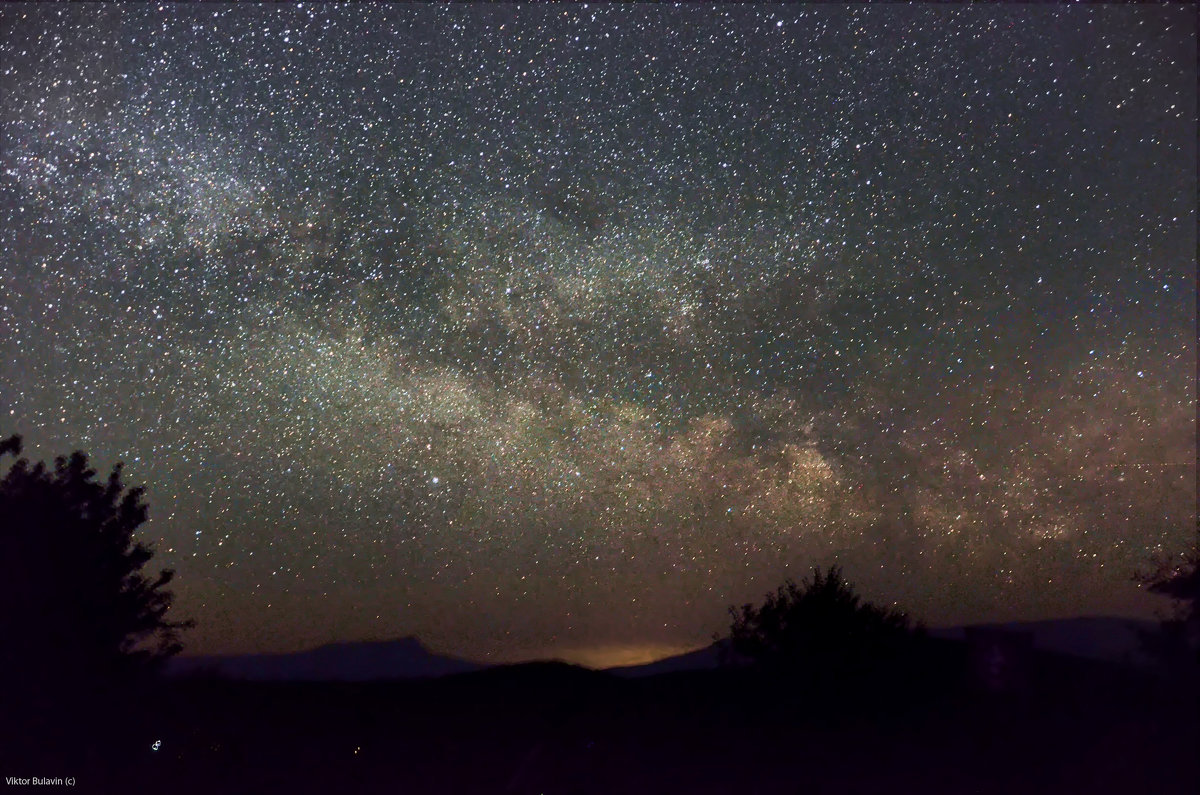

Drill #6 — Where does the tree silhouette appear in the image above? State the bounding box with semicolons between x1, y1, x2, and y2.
1136;524;1200;676
726;565;919;677
0;434;192;721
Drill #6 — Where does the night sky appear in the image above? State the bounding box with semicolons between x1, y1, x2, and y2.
1;4;1194;667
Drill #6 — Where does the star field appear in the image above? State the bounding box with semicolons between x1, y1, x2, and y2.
0;4;1194;662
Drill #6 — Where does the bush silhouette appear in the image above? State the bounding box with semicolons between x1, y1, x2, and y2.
0;434;192;729
726;565;919;678
1137;525;1200;677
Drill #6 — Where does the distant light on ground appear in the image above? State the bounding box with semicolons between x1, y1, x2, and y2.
549;643;705;670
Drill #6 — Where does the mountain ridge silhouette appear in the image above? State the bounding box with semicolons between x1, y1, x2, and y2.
168;616;1157;681
168;635;484;681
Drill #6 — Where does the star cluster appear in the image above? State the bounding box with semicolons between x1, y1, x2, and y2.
1;4;1193;661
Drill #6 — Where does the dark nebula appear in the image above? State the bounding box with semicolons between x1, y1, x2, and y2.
0;4;1193;665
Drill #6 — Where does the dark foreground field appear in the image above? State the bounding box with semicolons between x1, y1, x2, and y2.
6;641;1197;794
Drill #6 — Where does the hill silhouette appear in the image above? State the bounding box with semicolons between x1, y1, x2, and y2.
168;636;483;681
928;616;1157;666
167;616;1159;684
605;640;738;678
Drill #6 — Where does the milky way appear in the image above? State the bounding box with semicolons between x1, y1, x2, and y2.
1;4;1194;662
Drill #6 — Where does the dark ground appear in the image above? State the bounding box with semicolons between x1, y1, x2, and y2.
5;640;1197;794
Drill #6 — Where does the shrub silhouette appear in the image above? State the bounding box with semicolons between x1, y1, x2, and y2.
0;434;192;724
1136;525;1200;677
726;565;918;678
